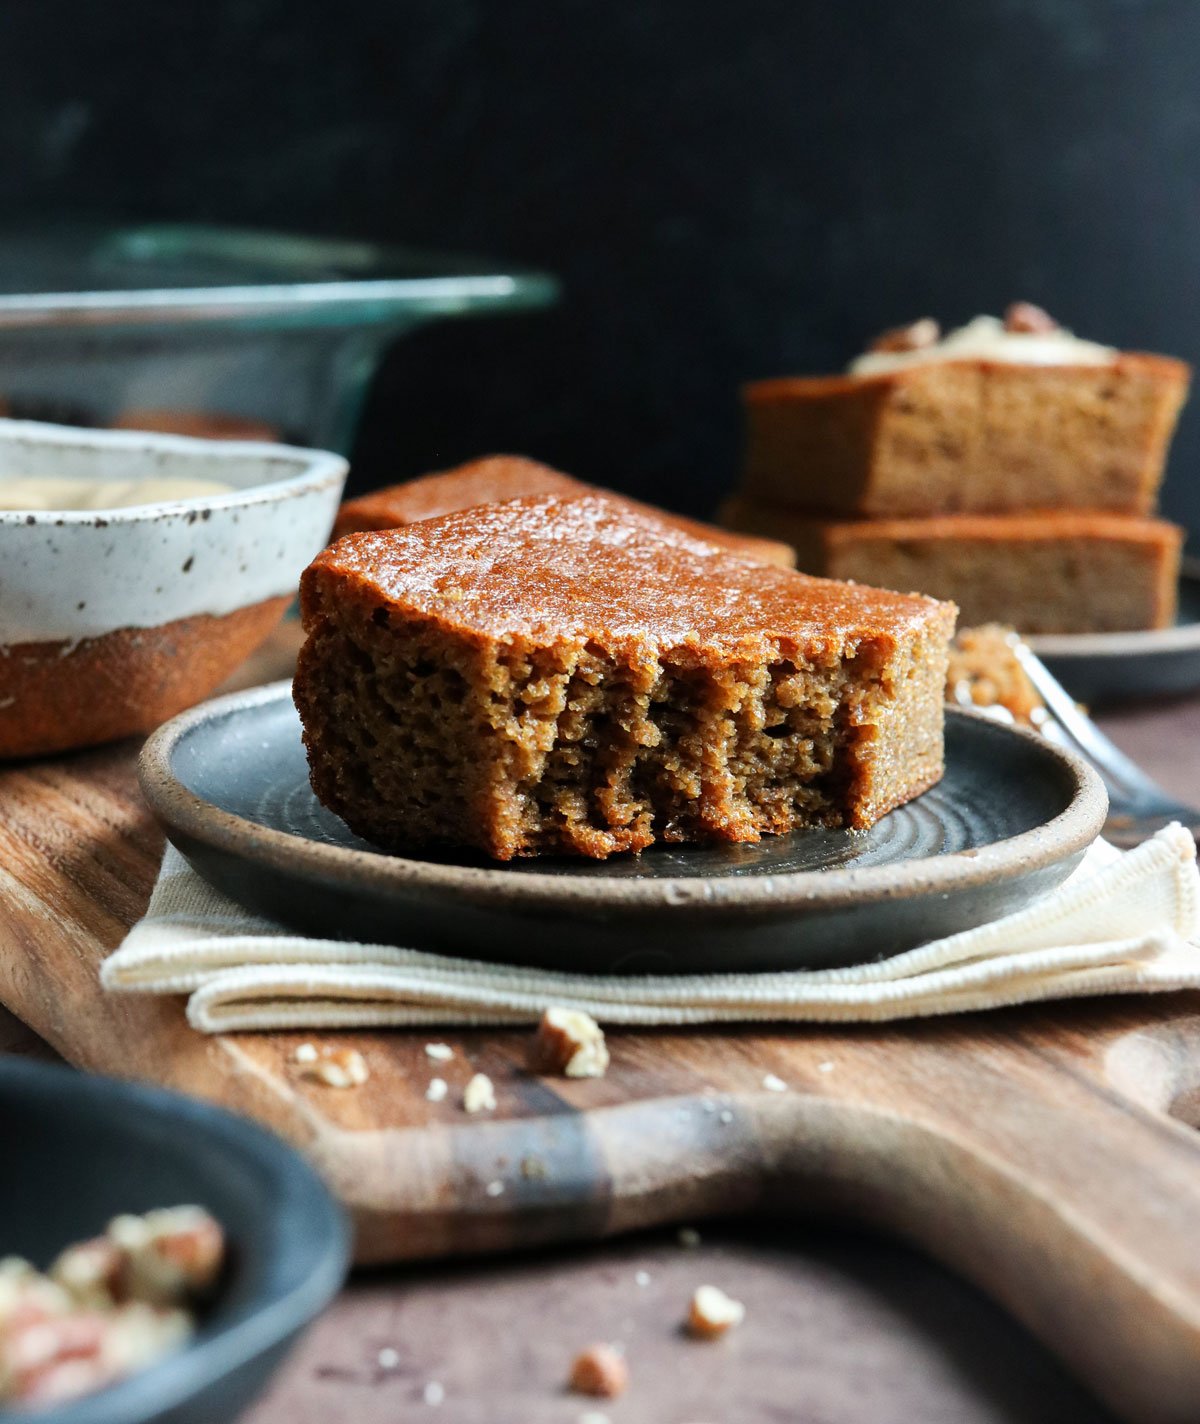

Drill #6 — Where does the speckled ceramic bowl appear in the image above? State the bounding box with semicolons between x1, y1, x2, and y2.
0;419;347;758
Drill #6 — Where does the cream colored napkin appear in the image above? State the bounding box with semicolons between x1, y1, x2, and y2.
100;824;1200;1034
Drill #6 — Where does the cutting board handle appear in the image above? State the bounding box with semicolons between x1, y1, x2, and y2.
336;1024;1200;1424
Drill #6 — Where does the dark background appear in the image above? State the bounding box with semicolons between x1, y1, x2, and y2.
3;0;1199;534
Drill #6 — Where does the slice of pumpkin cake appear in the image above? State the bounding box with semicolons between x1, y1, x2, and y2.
294;493;955;860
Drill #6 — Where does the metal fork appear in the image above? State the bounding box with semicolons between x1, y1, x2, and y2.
954;637;1200;849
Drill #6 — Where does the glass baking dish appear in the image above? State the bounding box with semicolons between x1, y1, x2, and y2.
0;223;558;452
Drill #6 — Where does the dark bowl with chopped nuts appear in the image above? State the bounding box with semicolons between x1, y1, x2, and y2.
0;1058;350;1423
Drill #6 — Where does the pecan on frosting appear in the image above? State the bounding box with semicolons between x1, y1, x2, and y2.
1003;301;1059;334
868;317;941;354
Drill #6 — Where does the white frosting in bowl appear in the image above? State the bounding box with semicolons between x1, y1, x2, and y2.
849;315;1118;376
0;476;234;512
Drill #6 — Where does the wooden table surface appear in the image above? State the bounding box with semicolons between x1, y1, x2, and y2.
4;670;1198;1424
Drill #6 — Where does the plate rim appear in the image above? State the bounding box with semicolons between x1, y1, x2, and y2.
1027;561;1200;660
139;680;1107;914
139;681;1108;916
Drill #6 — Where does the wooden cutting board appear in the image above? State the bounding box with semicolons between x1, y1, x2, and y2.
2;629;1200;1424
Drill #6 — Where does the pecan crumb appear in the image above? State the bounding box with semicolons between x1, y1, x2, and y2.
530;1008;610;1079
868;317;940;354
687;1284;746;1338
294;1045;369;1088
463;1072;497;1113
568;1343;628;1398
1004;301;1058;334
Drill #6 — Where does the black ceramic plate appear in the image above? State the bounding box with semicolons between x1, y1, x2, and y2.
0;1058;349;1424
1030;562;1200;704
139;682;1107;975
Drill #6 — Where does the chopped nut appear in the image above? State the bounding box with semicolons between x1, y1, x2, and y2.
868;317;940;354
0;1212;222;1409
1004;300;1058;334
424;1043;454;1062
530;1008;610;1079
520;1155;547;1180
294;1045;369;1089
425;1078;448;1103
49;1238;124;1309
687;1284;746;1338
568;1343;628;1398
106;1207;225;1306
762;1073;787;1093
463;1073;496;1113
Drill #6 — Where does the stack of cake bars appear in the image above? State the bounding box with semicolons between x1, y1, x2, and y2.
720;352;1189;634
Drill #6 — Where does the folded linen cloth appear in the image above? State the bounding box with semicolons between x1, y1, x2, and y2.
101;824;1200;1034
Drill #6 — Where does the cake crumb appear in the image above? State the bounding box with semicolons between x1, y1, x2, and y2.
485;1180;505;1198
425;1078;448;1103
687;1284;746;1338
718;1109;734;1124
463;1073;497;1113
568;1343;628;1398
294;1045;368;1088
424;1043;454;1062
677;1226;701;1248
818;1061;835;1074
293;1042;318;1064
635;1270;651;1288
423;1379;445;1406
378;1347;400;1369
762;1073;787;1092
529;1008;610;1079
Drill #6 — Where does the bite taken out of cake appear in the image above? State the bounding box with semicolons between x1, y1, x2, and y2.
294;494;956;861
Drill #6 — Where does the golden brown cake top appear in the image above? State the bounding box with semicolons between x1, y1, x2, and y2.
334;454;795;566
334;456;582;534
311;494;951;653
